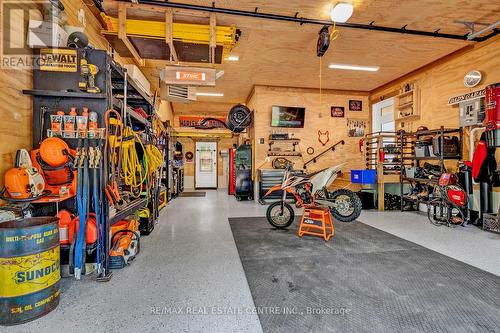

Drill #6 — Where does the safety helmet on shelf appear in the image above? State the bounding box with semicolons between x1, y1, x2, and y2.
39;137;70;167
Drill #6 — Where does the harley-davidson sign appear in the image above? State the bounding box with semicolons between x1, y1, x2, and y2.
448;89;485;105
179;116;226;128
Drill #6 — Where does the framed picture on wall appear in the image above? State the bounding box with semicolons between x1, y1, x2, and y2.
349;100;363;111
331;106;345;118
347;119;367;137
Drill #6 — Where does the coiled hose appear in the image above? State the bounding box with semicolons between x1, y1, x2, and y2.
121;127;147;198
144;144;162;172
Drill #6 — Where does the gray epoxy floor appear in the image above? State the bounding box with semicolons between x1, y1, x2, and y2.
360;210;500;276
5;190;500;333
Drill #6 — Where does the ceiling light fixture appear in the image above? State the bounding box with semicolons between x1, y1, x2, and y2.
329;63;380;72
329;2;354;23
196;92;224;97
226;55;239;61
216;70;225;80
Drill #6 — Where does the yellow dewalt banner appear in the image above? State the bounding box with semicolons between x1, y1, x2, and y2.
40;48;78;72
0;247;60;298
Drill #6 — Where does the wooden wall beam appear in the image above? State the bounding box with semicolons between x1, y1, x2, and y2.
165;9;178;62
209;13;217;64
118;2;145;67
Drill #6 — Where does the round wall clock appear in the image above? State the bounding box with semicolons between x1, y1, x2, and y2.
464;70;482;88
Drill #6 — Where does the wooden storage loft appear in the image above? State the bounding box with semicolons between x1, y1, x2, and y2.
99;1;239;67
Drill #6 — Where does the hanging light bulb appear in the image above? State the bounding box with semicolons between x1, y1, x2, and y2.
330;2;354;23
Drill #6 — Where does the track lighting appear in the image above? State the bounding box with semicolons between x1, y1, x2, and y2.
329;63;379;72
196;92;224;97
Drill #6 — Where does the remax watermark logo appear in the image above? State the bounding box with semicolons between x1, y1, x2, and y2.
1;0;51;69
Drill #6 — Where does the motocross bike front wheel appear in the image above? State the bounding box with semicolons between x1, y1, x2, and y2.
266;201;295;229
329;189;362;222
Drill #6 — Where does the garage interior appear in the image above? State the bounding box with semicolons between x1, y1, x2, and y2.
0;0;500;332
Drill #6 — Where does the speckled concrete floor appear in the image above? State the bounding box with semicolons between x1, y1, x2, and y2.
7;190;265;333
5;190;499;333
359;210;500;276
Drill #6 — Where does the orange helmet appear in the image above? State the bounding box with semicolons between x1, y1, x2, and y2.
39;137;70;167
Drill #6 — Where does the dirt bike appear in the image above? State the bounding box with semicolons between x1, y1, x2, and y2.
264;164;362;229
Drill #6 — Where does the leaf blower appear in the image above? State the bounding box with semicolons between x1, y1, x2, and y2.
0;149;47;202
109;217;140;269
56;209;97;246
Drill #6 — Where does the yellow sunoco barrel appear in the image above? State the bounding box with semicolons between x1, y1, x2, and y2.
0;217;60;325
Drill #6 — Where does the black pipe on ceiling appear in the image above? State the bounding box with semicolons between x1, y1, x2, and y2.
131;0;499;42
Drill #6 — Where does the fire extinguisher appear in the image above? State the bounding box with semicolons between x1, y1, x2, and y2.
359;138;364;154
378;148;385;162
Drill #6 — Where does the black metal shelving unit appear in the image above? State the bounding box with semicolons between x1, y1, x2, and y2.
109;198;148;225
24;48;155;278
267;138;301;158
399;127;463;210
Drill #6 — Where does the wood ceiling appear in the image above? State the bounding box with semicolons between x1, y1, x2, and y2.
102;0;500;110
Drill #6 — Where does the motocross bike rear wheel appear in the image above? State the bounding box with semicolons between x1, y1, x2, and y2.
329;189;362;222
266;201;295;229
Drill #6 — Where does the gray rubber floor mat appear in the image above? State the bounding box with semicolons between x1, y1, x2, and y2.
178;191;206;197
228;217;500;333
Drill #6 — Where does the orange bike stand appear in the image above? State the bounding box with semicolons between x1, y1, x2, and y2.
298;206;335;241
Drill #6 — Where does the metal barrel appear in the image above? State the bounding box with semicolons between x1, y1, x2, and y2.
0;217;60;326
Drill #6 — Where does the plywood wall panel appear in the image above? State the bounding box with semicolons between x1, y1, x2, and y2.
172;109;238;183
0;0;127;187
0;68;33;182
371;36;500;163
250;86;370;175
175;137;236;184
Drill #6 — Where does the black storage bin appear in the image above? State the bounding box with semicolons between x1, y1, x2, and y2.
433;136;460;157
356;191;375;209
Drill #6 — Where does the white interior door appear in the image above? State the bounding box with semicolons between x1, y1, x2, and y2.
372;98;395;133
195;142;217;188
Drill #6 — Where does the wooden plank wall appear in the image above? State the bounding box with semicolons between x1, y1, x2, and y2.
371;36;500;165
175;137;237;189
171;111;238;188
249;86;370;174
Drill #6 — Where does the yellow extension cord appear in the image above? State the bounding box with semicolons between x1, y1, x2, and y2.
121;127;147;198
120;127;164;198
145;144;163;172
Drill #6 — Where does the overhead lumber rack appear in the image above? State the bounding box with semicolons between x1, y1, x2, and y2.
131;0;499;42
100;2;239;65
